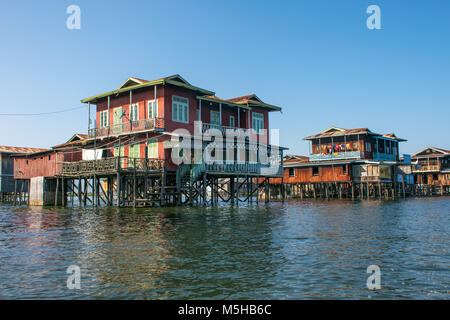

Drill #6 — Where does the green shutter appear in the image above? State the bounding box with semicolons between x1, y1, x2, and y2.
147;139;158;158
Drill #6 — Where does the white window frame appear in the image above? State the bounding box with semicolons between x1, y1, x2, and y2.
252;112;264;135
130;103;139;122
147;138;158;158
172;95;189;124
99;110;109;128
148;99;158;119
229;115;235;128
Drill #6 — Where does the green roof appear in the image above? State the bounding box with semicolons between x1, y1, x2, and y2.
81;76;215;103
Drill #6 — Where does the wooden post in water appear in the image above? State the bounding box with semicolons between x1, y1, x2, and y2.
160;170;166;206
203;173;207;206
55;178;59;207
133;162;137;208
13;180;17;206
351;183;354;200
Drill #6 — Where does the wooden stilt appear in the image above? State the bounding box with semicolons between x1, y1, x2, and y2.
55;178;59;207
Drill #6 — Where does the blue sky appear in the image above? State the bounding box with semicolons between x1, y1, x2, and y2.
0;0;448;156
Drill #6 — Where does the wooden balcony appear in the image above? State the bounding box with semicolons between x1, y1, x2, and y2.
201;122;250;135
59;157;164;177
88;118;164;138
412;164;441;173
309;151;363;162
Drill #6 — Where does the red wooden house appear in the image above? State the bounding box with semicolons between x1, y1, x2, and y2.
80;75;283;174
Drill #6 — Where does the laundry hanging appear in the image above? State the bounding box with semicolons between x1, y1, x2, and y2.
82;149;103;160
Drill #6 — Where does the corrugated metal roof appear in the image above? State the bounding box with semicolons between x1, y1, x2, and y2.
82;74;215;103
0;146;50;154
412;147;450;158
304;127;406;141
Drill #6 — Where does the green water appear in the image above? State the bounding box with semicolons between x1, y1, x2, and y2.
0;197;449;299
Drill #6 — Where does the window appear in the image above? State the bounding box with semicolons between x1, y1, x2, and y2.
196;109;200;121
148;100;157;119
433;174;438;181
229;115;235;128
210;110;220;127
99;110;109;128
252;112;264;134
114;144;124;157
129;143;140;158
130;103;139;121
289;168;295;177
172;96;189;123
147;139;158;158
312;166;319;176
365;142;371;152
343;165;347;175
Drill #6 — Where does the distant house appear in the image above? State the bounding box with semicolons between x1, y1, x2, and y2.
0;146;48;196
412;147;450;186
280;127;407;184
13;133;88;181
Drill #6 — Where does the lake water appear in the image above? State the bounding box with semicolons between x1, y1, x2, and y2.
0;197;449;299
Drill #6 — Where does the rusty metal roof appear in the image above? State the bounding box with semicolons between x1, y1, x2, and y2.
0;146;50;154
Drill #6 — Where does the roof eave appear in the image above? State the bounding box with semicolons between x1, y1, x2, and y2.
81;78;215;104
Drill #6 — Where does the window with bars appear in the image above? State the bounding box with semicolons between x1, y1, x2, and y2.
229;115;235;128
130;104;139;121
210;110;220;128
99;110;109;128
172;96;189;123
147;139;158;158
252;112;264;134
148;100;157;119
114;144;124;157
129;143;140;158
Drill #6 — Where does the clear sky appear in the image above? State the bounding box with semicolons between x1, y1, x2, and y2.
0;0;448;156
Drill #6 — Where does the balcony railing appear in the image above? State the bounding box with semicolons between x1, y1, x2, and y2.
203;162;283;177
88;118;164;138
309;151;363;162
412;165;441;173
373;152;397;162
59;157;164;176
201;123;249;135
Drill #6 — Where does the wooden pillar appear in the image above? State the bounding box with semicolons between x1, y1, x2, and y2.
189;176;193;206
234;176;238;206
61;177;65;207
116;171;121;207
54;178;59;207
18;180;23;205
203;173;207;206
230;177;235;205
133;166;137;208
161;170;166;206
249;177;253;204
366;182;369;200
13;179;17;206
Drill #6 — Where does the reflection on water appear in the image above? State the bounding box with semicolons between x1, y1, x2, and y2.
0;198;449;299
